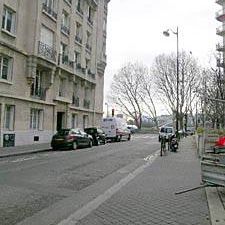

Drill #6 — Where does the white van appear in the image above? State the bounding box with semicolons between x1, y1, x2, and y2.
101;117;131;142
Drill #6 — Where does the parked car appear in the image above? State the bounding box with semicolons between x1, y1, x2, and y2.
127;125;138;134
51;128;93;150
101;117;131;142
84;127;106;145
158;126;175;142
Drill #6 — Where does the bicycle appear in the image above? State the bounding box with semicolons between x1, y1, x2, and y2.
160;136;167;156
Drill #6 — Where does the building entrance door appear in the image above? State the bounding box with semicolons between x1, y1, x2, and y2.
57;112;65;131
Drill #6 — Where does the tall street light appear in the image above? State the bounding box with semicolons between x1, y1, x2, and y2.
105;102;109;117
163;26;179;136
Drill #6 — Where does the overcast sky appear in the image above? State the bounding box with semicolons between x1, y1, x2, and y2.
104;0;220;115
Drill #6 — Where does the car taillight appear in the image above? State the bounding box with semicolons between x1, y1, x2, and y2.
66;135;75;140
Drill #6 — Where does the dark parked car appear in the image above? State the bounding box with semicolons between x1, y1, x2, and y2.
84;127;106;145
51;128;93;150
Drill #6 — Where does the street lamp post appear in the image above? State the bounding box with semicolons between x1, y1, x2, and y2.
163;26;179;137
105;102;109;117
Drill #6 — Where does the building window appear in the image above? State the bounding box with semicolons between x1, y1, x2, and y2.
43;0;56;9
60;42;69;64
83;115;89;129
71;114;78;128
4;105;15;130
87;5;93;25
59;77;65;97
75;22;82;44
30;108;44;130
74;51;81;68
0;55;12;81
31;70;43;98
39;26;56;61
1;6;16;34
61;10;70;35
42;0;57;19
40;26;54;47
76;0;83;15
86;31;92;51
85;58;90;72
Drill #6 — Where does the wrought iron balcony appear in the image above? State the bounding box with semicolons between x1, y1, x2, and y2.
85;43;92;52
216;9;225;22
30;87;46;100
61;25;70;35
42;3;57;20
75;35;82;44
216;25;225;36
217;58;225;68
87;17;93;26
216;43;225;52
38;41;57;62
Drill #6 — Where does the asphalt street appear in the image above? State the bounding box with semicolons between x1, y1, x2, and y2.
0;134;212;225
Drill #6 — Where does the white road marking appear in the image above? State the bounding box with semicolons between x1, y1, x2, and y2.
11;156;38;163
57;150;159;225
133;135;157;139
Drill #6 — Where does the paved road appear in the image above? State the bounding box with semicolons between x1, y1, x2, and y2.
0;134;159;225
0;135;213;225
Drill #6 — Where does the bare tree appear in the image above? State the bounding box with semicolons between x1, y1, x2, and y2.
108;62;144;128
139;72;158;128
151;51;201;129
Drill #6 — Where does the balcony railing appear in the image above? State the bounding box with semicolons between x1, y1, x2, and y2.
75;35;82;44
42;3;57;20
216;43;225;52
61;25;70;35
88;69;95;79
217;58;225;68
85;43;92;52
31;87;46;100
38;41;57;61
83;99;90;109
216;25;225;35
87;17;94;26
72;96;79;107
216;9;225;22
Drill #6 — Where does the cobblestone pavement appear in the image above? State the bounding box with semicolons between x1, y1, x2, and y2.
76;137;210;225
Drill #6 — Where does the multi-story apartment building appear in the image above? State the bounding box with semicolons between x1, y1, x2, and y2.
216;0;225;68
0;0;110;147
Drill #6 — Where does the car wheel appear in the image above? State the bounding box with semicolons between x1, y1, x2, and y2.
116;136;121;142
72;141;77;150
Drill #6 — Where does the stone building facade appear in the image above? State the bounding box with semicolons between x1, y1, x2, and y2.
0;0;110;147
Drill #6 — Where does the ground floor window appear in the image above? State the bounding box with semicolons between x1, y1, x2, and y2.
83;115;89;129
30;108;44;130
4;104;15;130
71;114;78;128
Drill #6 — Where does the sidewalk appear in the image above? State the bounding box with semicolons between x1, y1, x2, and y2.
74;136;225;225
0;143;51;158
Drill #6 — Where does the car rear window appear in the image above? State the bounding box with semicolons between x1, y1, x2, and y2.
165;128;173;133
57;130;70;135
